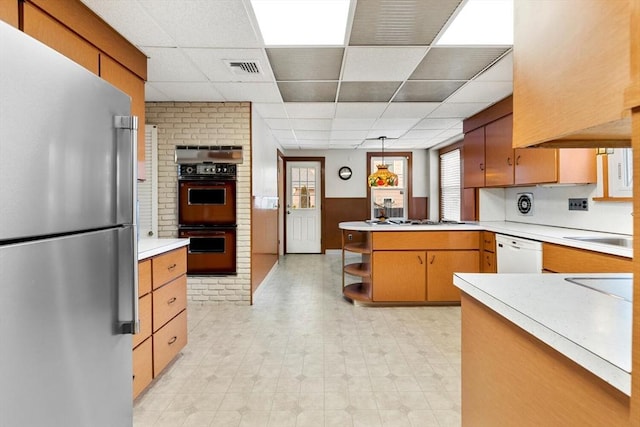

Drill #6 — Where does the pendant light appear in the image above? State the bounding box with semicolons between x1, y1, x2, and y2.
368;136;398;187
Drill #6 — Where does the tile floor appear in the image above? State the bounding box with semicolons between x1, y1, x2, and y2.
134;254;462;427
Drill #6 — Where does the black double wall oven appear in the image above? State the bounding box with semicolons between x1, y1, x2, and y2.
176;146;241;275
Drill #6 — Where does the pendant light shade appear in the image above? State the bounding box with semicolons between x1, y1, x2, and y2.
368;136;398;187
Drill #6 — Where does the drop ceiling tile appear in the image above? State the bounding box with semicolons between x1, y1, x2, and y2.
80;0;176;47
264;118;293;129
278;82;338;102
390;141;421;149
338;82;401;102
438;128;464;139
365;130;406;139
253;103;288;118
413;118;460;129
381;102;440;118
285;103;336;119
295;130;331;140
270;129;295;139
267;48;344;81
183;48;274;82
403;129;445;139
148;82;225;101
334;103;387;118
372;118;420;130
290;119;333;131
393;81;464;102
329;141;361;149
342;47;427;81
331;118;378;130
145;47;208;81
330;130;369;140
475;51;513;82
410;47;510;80
446;81;513;103
213;82;282;102
144;83;171;101
296;140;330;149
428;102;492;118
349;0;462;46
137;0;261;47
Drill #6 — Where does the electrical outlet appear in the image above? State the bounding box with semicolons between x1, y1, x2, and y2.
347;233;353;241
568;198;588;211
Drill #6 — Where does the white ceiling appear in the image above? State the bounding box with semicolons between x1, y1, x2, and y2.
80;0;513;150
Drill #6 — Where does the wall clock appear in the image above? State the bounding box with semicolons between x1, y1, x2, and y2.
338;166;352;180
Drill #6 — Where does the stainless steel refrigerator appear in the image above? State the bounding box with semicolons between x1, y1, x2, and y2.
0;21;138;426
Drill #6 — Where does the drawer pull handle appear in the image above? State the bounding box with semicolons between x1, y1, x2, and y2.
507;157;513;166
418;255;423;264
167;263;177;271
167;297;177;305
430;255;435;264
168;336;177;345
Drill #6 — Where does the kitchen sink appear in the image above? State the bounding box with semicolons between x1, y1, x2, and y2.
565;236;633;248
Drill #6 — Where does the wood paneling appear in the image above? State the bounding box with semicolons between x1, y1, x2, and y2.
461;188;477;221
461;293;631;426
542;243;632;273
409;196;428;219
26;0;146;80
0;0;18;27
372;231;479;251
513;1;630;147
324;197;368;249
251;207;278;294
22;2;99;74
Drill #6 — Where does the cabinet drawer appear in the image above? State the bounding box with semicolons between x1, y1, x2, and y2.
542;243;632;273
482;232;496;253
482;251;496;273
152;247;187;289
138;259;152;297
133;293;152;348
132;337;152;399
372;231;480;250
153;310;187;376
153;275;187;332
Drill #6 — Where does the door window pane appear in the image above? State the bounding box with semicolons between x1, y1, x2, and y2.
291;167;316;209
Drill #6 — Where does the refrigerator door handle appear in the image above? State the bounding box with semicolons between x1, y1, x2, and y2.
114;115;138;226
118;226;139;335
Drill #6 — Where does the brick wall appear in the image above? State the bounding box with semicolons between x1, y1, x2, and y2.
145;102;251;304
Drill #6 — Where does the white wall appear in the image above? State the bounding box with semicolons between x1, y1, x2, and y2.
479;185;633;235
251;108;281;206
283;148;429;198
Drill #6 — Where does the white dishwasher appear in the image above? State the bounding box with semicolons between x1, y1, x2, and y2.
496;234;543;273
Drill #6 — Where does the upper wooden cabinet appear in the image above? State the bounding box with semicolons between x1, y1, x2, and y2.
484;114;514;186
463;127;486;188
0;0;18;27
513;0;631;148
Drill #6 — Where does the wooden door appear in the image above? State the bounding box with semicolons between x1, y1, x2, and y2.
514;148;558;185
463;127;485;188
485;114;514;186
372;251;426;302
22;2;99;74
427;250;479;302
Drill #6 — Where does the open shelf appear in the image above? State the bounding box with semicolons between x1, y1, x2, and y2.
343;283;372;303
344;262;370;278
344;241;370;254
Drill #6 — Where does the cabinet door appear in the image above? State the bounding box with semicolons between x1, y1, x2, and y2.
485;115;514;186
514;148;557;185
372;251;426;302
463;127;485;188
427;250;479;302
100;55;146;177
0;0;18;27
22;3;99;74
481;251;496;273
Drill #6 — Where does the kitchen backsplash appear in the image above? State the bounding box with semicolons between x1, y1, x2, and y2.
479;184;633;235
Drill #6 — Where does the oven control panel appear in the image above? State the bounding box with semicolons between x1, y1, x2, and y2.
179;163;236;179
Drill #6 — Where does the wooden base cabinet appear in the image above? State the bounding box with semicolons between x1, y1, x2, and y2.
133;247;187;399
372;251;426;302
427;250;479;302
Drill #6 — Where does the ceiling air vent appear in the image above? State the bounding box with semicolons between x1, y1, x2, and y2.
225;60;262;75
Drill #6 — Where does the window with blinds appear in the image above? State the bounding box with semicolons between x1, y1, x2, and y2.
440;148;461;222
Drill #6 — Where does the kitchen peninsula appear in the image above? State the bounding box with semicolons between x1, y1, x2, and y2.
339;221;484;304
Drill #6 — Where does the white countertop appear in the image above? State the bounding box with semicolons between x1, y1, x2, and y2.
138;238;189;260
454;272;632;395
339;220;632;258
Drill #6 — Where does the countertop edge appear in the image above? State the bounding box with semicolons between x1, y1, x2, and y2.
453;273;631;396
138;238;189;260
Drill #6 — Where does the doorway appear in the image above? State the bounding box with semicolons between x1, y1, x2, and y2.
284;158;325;254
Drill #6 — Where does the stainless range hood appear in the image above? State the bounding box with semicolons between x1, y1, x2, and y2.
175;145;243;164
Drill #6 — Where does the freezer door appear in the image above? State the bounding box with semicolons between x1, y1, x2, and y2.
0;21;135;241
0;228;135;427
